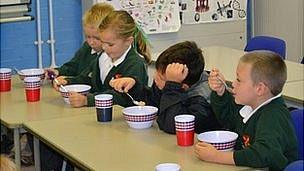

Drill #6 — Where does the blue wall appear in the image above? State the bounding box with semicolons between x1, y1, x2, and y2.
0;0;83;72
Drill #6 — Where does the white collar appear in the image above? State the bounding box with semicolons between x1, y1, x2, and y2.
239;93;282;123
91;49;102;55
112;45;131;67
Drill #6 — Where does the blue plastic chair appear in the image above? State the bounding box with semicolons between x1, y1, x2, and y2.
244;36;286;59
284;160;304;171
290;109;304;160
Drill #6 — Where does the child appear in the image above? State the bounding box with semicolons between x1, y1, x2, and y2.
194;51;298;170
110;41;221;134
46;3;114;77
0;155;18;171
54;10;151;108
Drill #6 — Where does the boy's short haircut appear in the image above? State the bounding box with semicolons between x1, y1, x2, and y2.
82;3;114;27
155;41;205;86
240;50;287;95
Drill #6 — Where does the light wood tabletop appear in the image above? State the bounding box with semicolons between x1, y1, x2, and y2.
0;76;95;168
24;105;252;171
0;76;95;128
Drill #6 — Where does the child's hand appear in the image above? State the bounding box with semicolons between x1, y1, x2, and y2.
208;68;226;96
109;77;136;93
194;142;220;163
165;63;188;83
69;92;87;107
52;76;67;91
45;68;59;80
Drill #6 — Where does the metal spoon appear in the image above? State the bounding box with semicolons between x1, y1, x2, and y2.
125;92;145;106
217;76;233;93
49;73;68;92
13;66;24;75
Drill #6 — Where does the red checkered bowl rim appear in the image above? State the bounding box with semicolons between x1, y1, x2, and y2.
123;113;156;122
211;140;237;150
122;106;158;116
197;130;238;144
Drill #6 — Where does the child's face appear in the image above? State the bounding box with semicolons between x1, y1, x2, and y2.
99;28;133;61
83;25;103;52
154;71;166;90
232;62;257;107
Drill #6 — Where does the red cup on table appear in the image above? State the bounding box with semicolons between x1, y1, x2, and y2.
0;68;12;92
174;115;195;146
24;77;41;102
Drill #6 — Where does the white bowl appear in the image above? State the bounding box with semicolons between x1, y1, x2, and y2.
18;68;45;81
122;106;158;129
59;84;91;104
197;130;238;151
155;163;181;171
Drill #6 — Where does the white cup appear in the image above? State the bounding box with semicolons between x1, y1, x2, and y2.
155;163;181;171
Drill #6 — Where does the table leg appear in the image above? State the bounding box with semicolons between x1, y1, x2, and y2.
13;128;21;169
34;136;41;171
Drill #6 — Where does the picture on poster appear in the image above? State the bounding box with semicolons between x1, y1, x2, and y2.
179;0;247;24
97;0;181;34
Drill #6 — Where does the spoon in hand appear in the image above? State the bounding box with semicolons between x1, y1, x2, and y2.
125;92;145;106
216;76;233;93
48;72;68;92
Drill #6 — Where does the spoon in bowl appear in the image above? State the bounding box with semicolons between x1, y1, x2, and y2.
125;92;145;106
13;66;24;75
48;72;68;92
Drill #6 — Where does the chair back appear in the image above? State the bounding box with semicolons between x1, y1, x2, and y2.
291;109;304;160
244;36;286;59
284;160;303;171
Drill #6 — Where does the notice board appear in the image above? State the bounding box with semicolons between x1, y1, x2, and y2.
97;0;181;34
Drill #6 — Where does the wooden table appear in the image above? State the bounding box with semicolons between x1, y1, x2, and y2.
0;76;95;168
283;81;304;108
24;106;252;171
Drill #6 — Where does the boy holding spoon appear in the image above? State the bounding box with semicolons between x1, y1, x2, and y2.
195;51;298;170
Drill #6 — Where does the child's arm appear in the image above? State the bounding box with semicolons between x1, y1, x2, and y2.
165;63;188;84
208;68;226;96
69;92;87;107
194;142;235;165
52;76;68;91
109;77;136;93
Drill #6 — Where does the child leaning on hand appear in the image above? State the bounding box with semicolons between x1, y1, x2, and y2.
110;41;221;134
194;51;298;170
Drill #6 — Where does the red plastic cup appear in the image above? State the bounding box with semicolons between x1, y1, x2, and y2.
0;68;12;92
24;77;41;102
174;115;195;146
176;130;195;146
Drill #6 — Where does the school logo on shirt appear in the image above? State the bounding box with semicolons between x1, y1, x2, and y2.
242;134;251;148
114;73;122;79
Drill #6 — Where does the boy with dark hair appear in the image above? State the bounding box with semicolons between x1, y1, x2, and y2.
110;41;221;134
195;51;298;170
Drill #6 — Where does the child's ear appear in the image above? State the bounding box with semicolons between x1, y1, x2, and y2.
256;82;269;96
126;36;134;45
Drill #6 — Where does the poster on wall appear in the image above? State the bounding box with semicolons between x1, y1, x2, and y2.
179;0;247;24
97;0;181;34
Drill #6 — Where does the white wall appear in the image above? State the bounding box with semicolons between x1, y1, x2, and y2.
253;0;303;62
